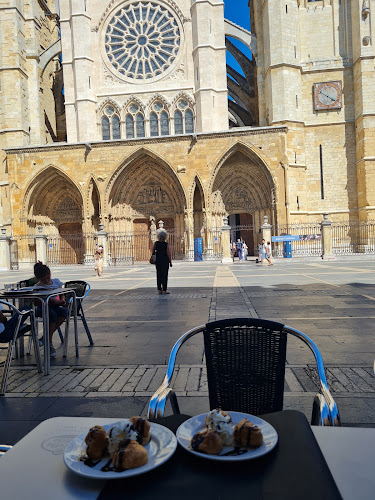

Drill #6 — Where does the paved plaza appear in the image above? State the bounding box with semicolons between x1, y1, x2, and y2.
1;258;375;444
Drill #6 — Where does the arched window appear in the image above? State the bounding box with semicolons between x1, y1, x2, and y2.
136;113;145;138
112;115;121;139
101;116;110;140
174;110;183;134
101;104;121;140
149;100;170;137
124;102;145;138
126;114;134;139
160;111;169;136
185;109;194;133
150;112;158;137
173;99;194;135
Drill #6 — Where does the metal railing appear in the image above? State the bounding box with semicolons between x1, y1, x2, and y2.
107;231;186;265
272;223;322;257
332;221;375;254
46;233;97;265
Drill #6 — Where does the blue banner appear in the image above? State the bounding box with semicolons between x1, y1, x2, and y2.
271;235;300;242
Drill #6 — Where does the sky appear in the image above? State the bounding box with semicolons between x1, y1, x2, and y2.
224;0;252;76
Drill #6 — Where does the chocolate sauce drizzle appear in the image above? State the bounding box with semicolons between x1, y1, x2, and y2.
79;456;101;467
221;447;248;456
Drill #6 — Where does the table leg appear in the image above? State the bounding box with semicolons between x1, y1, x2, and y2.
73;295;79;357
43;301;50;376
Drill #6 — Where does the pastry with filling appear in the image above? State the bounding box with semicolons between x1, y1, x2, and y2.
84;425;108;460
129;416;151;445
107;420;138;455
191;429;223;455
233;418;263;448
204;409;234;446
112;439;148;470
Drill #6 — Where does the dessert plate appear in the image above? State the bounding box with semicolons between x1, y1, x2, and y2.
176;411;278;462
64;422;177;479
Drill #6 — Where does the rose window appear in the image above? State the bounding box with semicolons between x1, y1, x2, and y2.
104;1;181;80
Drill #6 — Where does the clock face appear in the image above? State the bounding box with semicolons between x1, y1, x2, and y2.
313;81;342;110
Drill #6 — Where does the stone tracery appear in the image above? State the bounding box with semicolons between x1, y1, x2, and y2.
106;152;186;233
104;1;181;81
23;166;84;233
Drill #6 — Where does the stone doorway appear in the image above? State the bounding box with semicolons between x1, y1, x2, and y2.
133;219;152;262
58;223;84;264
229;213;255;257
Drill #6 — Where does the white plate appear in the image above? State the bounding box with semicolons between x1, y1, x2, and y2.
176;411;278;462
64;422;177;479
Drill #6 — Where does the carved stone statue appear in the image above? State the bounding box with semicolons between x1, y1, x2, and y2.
363;0;370;19
150;216;156;233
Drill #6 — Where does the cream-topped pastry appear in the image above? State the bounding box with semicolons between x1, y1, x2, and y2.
107;420;138;455
204;409;234;446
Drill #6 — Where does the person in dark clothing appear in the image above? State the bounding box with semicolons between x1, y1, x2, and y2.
152;229;172;295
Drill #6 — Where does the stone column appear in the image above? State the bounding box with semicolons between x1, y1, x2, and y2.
321;213;335;260
261;215;273;256
184;209;195;261
0;228;11;270
96;223;109;267
35;226;48;264
150;216;157;243
221;218;232;264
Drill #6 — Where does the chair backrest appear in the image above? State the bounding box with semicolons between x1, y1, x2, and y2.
18;277;37;288
64;281;87;299
203;318;287;415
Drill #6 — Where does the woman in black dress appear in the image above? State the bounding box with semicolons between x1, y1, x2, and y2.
152;230;172;294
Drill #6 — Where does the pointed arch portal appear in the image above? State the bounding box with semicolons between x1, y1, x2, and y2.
23;167;84;263
106;151;187;261
211;146;275;255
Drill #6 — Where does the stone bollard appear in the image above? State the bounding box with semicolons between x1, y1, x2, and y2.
96;223;109;267
261;215;272;256
221;218;232;264
0;228;11;270
321;213;335;260
35;226;48;264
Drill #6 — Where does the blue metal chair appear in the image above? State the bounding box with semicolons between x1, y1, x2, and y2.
0;300;42;396
147;318;340;427
63;281;93;357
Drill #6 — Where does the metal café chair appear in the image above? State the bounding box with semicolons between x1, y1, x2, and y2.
63;281;94;357
21;278;64;356
147;318;340;427
0;445;12;457
0;300;42;396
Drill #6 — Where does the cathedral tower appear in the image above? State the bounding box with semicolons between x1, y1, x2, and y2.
60;0;228;142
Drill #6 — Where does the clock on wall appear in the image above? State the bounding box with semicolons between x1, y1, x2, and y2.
313;81;342;110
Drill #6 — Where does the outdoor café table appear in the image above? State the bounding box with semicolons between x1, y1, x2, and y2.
1;411;373;500
0;287;78;375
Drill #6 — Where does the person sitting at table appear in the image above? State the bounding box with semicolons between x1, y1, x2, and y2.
0;304;29;343
33;263;68;358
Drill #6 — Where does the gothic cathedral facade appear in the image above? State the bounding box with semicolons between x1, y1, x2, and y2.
0;0;374;264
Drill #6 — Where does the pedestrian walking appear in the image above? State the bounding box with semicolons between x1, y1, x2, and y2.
257;242;262;264
236;239;243;261
151;229;172;294
260;239;267;267
94;245;104;277
242;240;248;260
265;241;273;266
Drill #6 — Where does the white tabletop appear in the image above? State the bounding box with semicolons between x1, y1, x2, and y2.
0;418;374;500
313;426;375;500
0;417;120;500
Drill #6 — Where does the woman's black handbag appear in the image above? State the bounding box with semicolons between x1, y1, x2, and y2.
150;254;156;265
